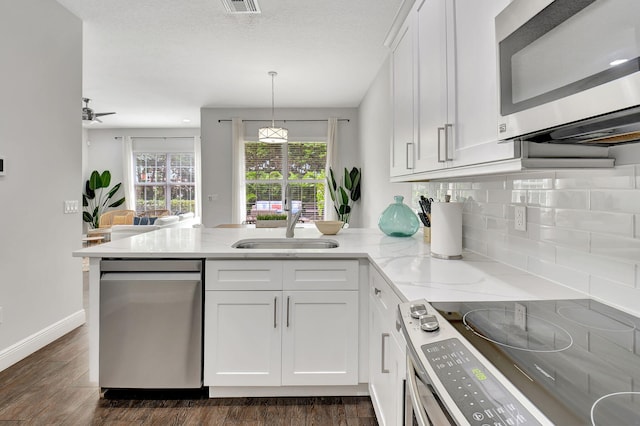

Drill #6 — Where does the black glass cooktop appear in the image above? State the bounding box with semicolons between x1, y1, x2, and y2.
432;299;640;426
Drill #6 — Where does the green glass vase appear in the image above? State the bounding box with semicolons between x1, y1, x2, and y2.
378;195;420;237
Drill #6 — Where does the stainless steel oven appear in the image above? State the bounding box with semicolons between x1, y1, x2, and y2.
399;301;553;425
496;0;640;145
401;298;640;425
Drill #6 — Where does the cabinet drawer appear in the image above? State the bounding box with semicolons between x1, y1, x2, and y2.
283;260;358;291
206;260;283;290
370;266;402;323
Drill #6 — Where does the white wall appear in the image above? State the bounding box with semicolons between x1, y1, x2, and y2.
200;108;360;227
358;57;412;228
0;0;83;369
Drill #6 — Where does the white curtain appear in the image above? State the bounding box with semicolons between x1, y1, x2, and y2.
121;136;136;211
194;136;202;219
324;117;338;220
231;118;246;223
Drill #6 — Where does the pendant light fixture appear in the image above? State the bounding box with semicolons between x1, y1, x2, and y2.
258;71;288;143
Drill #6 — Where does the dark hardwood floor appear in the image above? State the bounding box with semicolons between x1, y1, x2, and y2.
0;272;378;425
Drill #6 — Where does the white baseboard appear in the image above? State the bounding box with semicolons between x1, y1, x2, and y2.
0;309;86;372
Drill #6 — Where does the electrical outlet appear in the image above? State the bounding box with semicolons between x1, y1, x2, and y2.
514;206;527;231
514;302;527;331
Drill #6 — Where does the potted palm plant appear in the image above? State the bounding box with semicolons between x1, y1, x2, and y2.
327;167;361;225
82;170;126;229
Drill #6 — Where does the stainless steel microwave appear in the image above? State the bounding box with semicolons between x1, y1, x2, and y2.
496;0;640;145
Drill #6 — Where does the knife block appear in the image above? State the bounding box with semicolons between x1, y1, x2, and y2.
423;214;431;243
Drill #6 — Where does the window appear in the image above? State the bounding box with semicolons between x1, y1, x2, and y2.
244;141;326;223
135;152;195;215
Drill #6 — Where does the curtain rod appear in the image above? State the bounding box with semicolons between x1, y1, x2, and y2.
113;136;197;140
217;119;350;123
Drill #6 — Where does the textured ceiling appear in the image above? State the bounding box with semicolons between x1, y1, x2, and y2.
56;0;403;128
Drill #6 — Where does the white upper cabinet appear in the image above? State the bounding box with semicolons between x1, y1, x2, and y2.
415;0;455;172
390;15;417;177
450;0;515;168
389;0;522;181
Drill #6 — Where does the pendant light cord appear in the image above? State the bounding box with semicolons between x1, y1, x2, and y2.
269;71;277;127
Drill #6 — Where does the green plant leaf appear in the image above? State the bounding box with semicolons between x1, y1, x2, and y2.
106;182;121;199
339;186;349;206
329;168;337;190
100;170;111;188
343;167;352;190
108;197;126;208
84;180;95;199
338;204;351;215
350;168;361;202
326;175;337;202
82;194;88;207
88;171;102;191
82;211;93;223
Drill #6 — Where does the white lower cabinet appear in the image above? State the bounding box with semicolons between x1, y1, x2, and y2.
282;290;359;386
204;291;281;386
369;267;406;426
204;260;359;388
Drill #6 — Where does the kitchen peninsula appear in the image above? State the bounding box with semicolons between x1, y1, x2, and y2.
74;226;586;408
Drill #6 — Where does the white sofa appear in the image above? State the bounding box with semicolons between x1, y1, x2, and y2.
110;212;200;240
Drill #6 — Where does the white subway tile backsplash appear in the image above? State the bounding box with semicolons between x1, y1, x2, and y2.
473;202;506;219
526;207;555;226
486;217;508;232
591;275;640;315
555;209;633;237
590;234;640;263
505;234;556;262
509;173;554;190
590;190;640;213
487;238;528;270
556;247;635;287
555;167;635;189
463;236;487;255
526;257;590;293
528;190;589;209
538;225;590;251
487;189;513;204
414;166;640;315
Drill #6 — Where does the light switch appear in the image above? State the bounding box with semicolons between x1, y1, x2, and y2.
64;200;80;214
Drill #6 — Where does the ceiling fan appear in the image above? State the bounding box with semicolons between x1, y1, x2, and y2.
82;98;116;123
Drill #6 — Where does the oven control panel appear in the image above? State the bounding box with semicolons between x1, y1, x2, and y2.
422;338;540;426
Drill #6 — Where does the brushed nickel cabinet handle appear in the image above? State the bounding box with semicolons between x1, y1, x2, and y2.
381;333;390;374
445;123;453;161
406;142;415;169
274;297;277;328
437;127;445;163
286;296;290;327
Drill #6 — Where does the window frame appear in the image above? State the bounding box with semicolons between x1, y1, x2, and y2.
134;151;196;215
243;140;327;223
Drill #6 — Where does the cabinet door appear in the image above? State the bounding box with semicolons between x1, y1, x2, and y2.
416;0;453;172
451;0;515;167
369;298;403;426
390;15;417;177
281;291;359;386
204;291;282;386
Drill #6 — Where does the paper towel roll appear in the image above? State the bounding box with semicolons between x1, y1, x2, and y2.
430;202;463;260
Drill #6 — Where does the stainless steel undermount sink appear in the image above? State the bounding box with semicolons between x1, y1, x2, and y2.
232;238;339;249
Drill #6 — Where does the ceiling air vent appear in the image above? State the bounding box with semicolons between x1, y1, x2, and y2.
221;0;261;13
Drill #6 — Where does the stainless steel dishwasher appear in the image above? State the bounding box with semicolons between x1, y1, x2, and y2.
99;259;203;389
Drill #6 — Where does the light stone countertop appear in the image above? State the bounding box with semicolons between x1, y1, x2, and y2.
74;226;586;303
